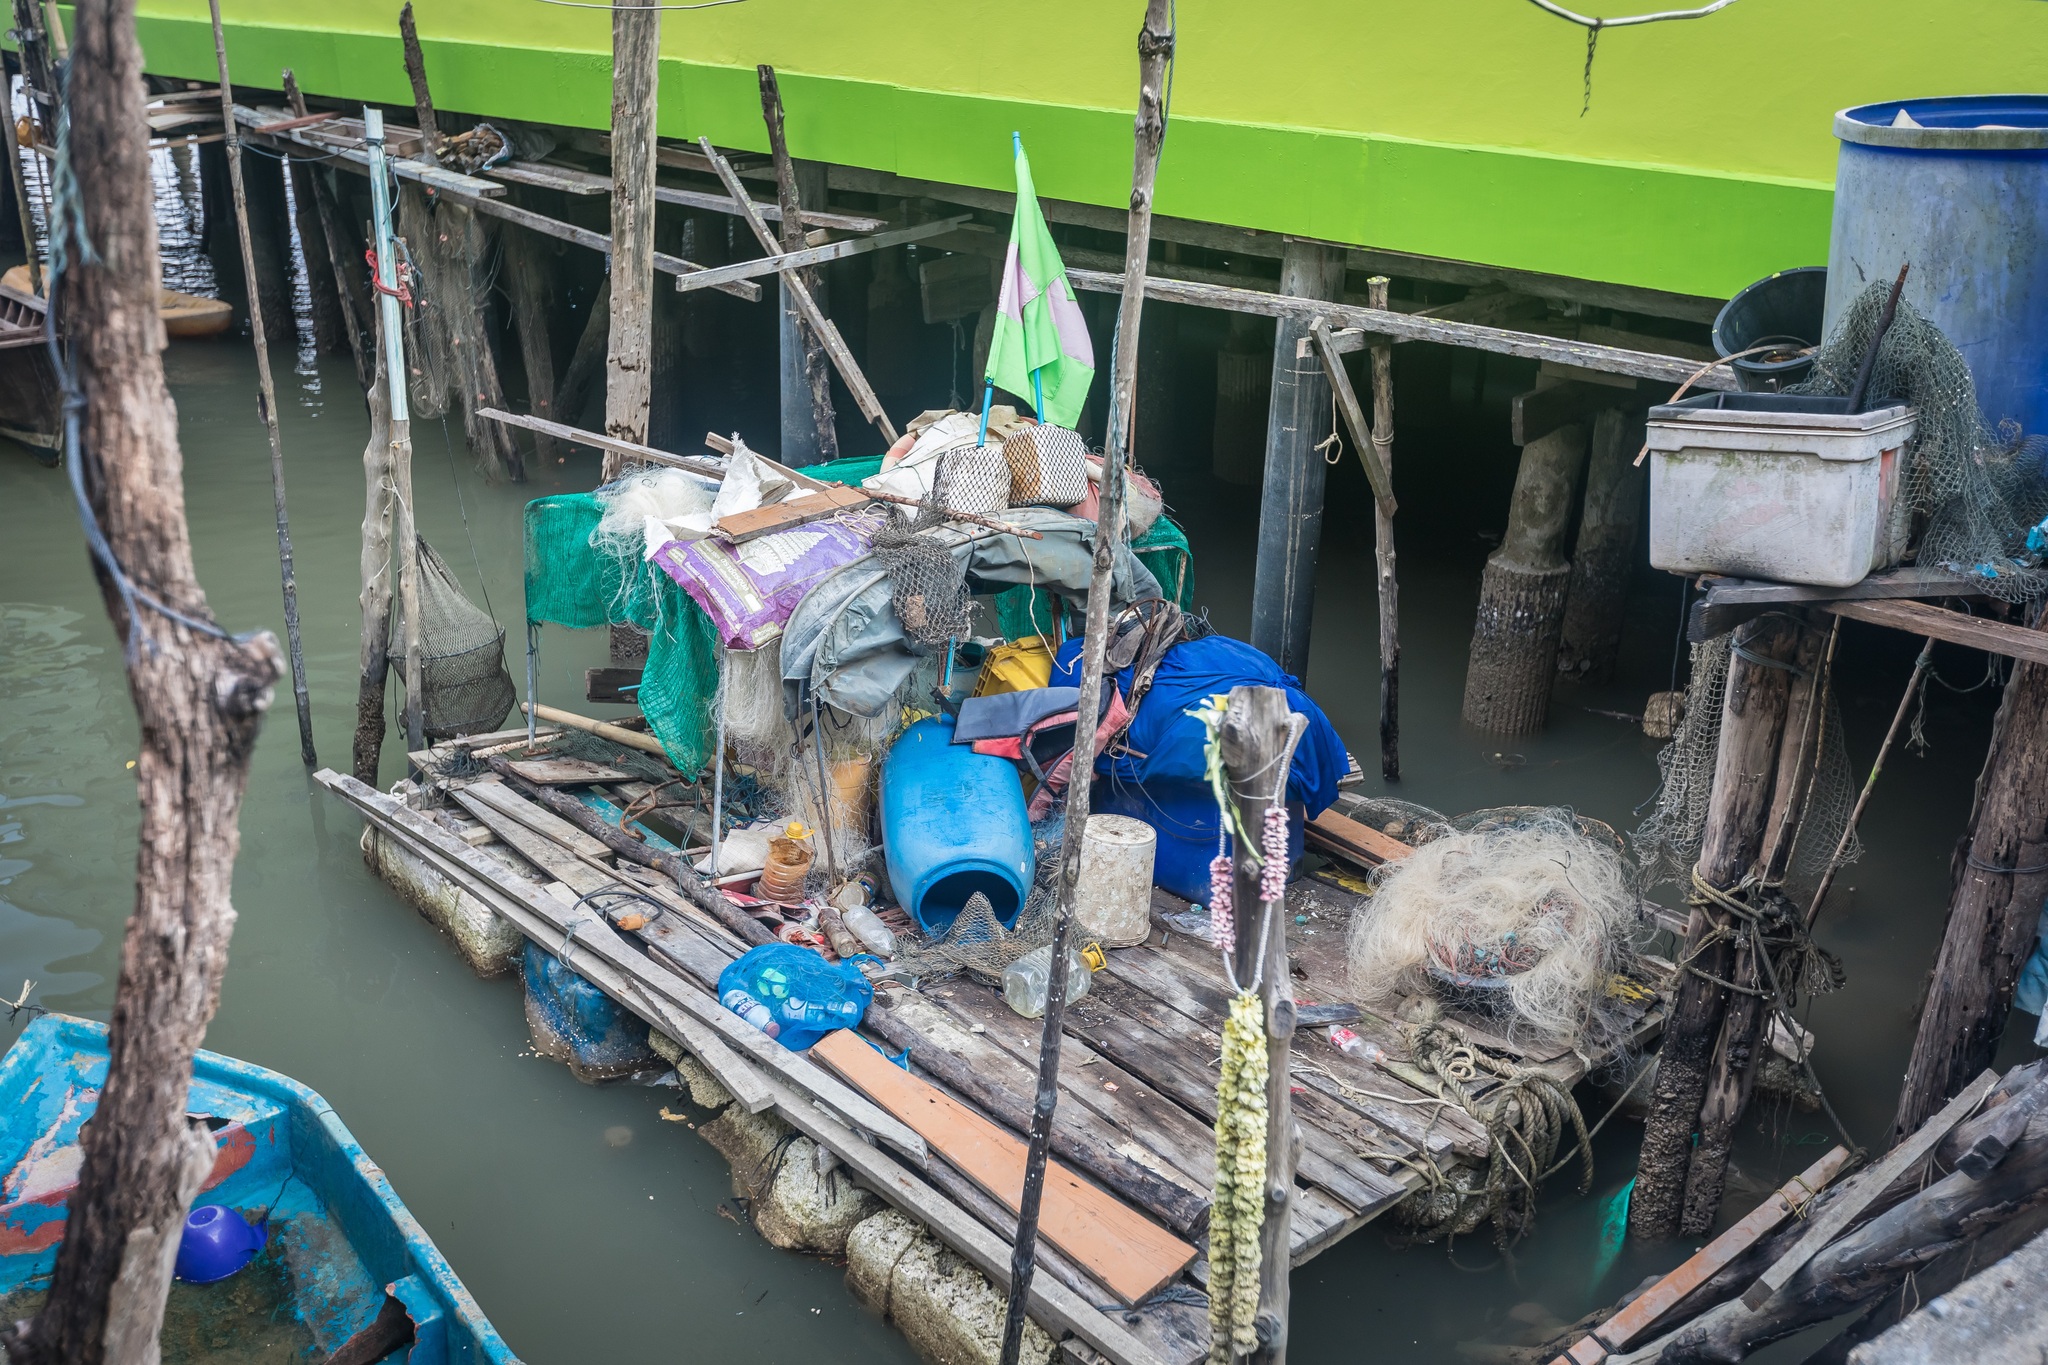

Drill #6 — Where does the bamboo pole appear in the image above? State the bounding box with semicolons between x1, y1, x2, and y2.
366;110;424;757
208;0;316;766
996;5;1173;1362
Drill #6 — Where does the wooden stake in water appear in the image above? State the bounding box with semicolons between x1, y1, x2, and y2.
997;4;1173;1362
209;0;316;765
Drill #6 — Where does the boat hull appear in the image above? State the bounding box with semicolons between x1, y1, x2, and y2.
0;1014;520;1363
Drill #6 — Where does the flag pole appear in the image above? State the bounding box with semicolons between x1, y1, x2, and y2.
996;3;1173;1361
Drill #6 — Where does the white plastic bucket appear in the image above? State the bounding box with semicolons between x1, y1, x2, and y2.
1646;393;1917;588
1075;814;1156;948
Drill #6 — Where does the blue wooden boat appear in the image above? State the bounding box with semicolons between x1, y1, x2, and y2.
0;1014;519;1363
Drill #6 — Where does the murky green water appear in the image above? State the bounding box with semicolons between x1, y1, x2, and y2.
0;162;2016;1362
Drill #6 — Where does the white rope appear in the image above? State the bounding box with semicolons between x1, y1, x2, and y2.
1520;0;1742;27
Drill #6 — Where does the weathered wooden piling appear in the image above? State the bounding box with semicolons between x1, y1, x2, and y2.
1249;240;1344;677
760;65;838;467
24;0;283;1351
501;226;561;465
1557;406;1647;684
1892;655;2048;1143
1367;278;1399;780
1212;315;1269;486
1460;378;1591;734
1631;615;1803;1240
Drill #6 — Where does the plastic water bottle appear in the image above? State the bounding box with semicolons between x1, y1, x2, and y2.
1002;943;1093;1019
1327;1025;1384;1064
840;903;897;958
722;987;780;1039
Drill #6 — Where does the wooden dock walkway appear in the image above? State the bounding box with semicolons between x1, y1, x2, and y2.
318;733;1668;1365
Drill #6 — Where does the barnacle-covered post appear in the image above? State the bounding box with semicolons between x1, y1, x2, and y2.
1213;684;1301;1364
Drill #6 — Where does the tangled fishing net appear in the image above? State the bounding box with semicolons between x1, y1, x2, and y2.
1344;809;1647;1053
388;538;516;740
891;812;1068;981
872;508;972;649
1792;280;2048;601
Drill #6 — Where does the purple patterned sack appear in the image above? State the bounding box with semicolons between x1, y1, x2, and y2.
654;513;882;650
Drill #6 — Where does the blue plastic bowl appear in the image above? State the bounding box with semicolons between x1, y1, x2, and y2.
173;1204;266;1284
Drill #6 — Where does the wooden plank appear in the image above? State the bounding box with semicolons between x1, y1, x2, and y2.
812;1030;1199;1304
505;757;633;785
1308;317;1396;516
448;787;616;894
1738;1070;1999;1311
477;407;727;478
1688;567;1985;642
615;972;775;1115
698;137;897;443
231;104;496;197
1066;267;1737;390
713;484;871;542
669;214;971;296
1827;598;2048;666
319;770;928;1165
1552;1145;1856;1362
1305;808;1414;868
456;778;612;859
486;159;611;194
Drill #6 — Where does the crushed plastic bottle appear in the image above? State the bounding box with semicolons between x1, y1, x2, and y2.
1002;942;1093;1019
839;903;897;958
1327;1026;1385;1064
721;987;780;1039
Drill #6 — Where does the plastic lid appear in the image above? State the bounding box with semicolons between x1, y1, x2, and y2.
1837;96;2048;151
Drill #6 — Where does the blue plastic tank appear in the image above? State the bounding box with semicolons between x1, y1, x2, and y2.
1828;96;2048;437
879;716;1033;935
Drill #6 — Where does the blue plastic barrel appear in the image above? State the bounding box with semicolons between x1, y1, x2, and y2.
1096;779;1303;906
1828;96;2048;437
879;717;1033;935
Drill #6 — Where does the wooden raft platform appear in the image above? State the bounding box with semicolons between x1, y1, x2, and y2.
317;734;1669;1365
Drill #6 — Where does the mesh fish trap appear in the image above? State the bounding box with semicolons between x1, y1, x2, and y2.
390;539;516;740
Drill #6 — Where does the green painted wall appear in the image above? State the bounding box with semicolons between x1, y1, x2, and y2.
126;0;2048;300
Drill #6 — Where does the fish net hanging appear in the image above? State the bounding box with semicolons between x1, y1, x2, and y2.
1790;281;2048;602
389;538;517;741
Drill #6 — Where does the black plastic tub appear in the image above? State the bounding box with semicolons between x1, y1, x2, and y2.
1713;266;1828;391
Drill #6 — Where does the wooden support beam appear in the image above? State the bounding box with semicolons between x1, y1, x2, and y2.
1068;268;1736;390
699;137;898;444
231;105;499;197
1511;379;1639;447
668;213;971;295
605;0;661;479
1307;317;1395;515
1688;568;1984;643
1826;598;2048;667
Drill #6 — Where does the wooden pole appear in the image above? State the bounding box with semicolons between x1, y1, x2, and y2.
397;1;442;164
349;306;395;785
758;65;837;467
1892;653;2048;1144
603;0;660;480
209;0;316;766
1557;407;1648;683
1630;615;1803;1240
996;7;1172;1362
1222;684;1301;1365
1367;276;1399;780
366;110;424;758
13;0;283;1355
555;274;610;429
1248;239;1345;677
501;225;561;465
1680;617;1827;1234
282;69;371;392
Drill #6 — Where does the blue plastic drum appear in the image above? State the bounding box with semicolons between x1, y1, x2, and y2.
879;717;1033;936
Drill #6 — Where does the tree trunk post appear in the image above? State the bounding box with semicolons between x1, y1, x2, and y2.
1892;657;2048;1144
502;224;561;465
1681;617;1827;1234
397;1;443;163
1631;615;1803;1240
1557;406;1647;684
555;273;610;430
1462;378;1591;734
366;111;424;758
996;6;1170;1361
759;65;837;467
1367;276;1399;780
208;0;315;766
13;0;283;1356
603;0;660;481
351;308;396;785
1221;684;1300;1365
1248;239;1345;678
282;69;373;394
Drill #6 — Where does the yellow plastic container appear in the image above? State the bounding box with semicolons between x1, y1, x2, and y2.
971;635;1054;697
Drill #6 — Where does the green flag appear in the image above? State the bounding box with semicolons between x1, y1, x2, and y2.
984;134;1094;429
